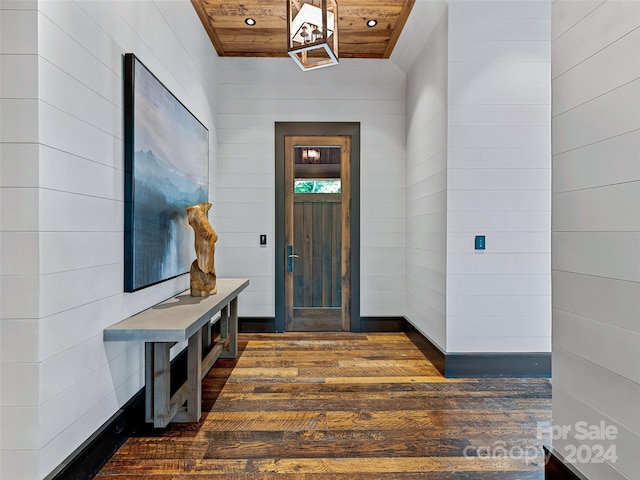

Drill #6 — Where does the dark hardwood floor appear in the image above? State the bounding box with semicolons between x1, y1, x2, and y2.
97;333;551;479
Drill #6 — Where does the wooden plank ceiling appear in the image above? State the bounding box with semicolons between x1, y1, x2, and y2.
192;0;416;59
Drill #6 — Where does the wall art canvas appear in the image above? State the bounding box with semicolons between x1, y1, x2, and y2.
124;53;209;292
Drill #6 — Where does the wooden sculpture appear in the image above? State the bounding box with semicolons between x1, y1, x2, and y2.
186;202;218;296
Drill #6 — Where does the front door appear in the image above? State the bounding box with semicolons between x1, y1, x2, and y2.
284;136;351;331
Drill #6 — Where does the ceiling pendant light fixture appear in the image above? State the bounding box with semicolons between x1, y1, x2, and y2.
287;0;338;71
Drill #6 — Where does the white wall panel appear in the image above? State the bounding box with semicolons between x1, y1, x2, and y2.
552;386;639;480
448;80;550;106
447;294;551;318
217;56;406;318
448;252;550;275
552;270;640;333
405;7;448;349
1;4;41;475
448;273;550;296
552;232;640;282
449;40;550;64
553;183;640;232
448;335;551;353
0;451;39;480
448;210;552;232
449;168;550;190
448;0;550;21
448;125;550;148
554;309;640;383
40;232;124;275
0;319;39;363
37;12;121;104
551;0;602;41
449;104;550;126
0;187;39;232
391;0;447;73
38;190;122;233
448;189;550;211
38;265;123;319
38;59;121;138
0;363;39;406
449;61;550;86
551;1;640;477
0;99;39;143
38;0;123;75
449;17;550;41
553;131;640;193
39;295;131;362
0;232;39;275
448;146;551;169
0;9;38;54
552;27;640;116
0;53;38;97
554;348;640;436
0;144;39;187
552;79;640;155
39;145;123;198
552;0;640;78
0;1;220;478
0;275;40;319
0;406;40;450
38;101;120;167
446;0;551;354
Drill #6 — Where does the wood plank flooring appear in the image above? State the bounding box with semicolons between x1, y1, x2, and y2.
97;333;551;479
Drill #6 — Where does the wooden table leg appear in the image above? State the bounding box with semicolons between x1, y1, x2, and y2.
201;318;212;350
152;343;172;428
145;343;154;423
221;298;238;358
186;329;202;421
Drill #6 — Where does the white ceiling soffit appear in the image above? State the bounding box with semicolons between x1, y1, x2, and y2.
390;0;448;73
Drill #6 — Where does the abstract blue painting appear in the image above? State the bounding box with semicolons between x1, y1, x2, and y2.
124;53;209;292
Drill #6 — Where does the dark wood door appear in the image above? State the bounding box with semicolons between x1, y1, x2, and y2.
284;136;351;331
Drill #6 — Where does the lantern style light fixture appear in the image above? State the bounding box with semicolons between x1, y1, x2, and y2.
287;0;338;71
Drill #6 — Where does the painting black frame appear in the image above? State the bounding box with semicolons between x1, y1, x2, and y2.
123;53;209;292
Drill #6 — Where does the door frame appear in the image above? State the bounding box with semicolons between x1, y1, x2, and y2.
275;122;361;333
285;135;350;331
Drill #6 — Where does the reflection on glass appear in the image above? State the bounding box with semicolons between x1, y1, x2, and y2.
294;179;341;193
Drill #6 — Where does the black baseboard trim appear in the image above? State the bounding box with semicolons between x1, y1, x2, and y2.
238;316;407;334
239;316;277;333
446;351;551;378
544;447;588;480
360;316;405;332
403;321;446;374
403;319;551;378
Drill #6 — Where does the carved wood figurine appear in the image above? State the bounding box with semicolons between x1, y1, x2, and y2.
186;202;218;296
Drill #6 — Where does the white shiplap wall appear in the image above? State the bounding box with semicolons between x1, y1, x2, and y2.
446;0;552;352
551;1;640;478
1;2;41;479
216;57;407;317
405;6;449;350
0;1;219;478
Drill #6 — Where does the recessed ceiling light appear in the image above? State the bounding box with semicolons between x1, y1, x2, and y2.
366;19;378;27
245;18;256;26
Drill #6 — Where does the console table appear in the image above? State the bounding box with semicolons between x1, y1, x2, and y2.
104;278;249;428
